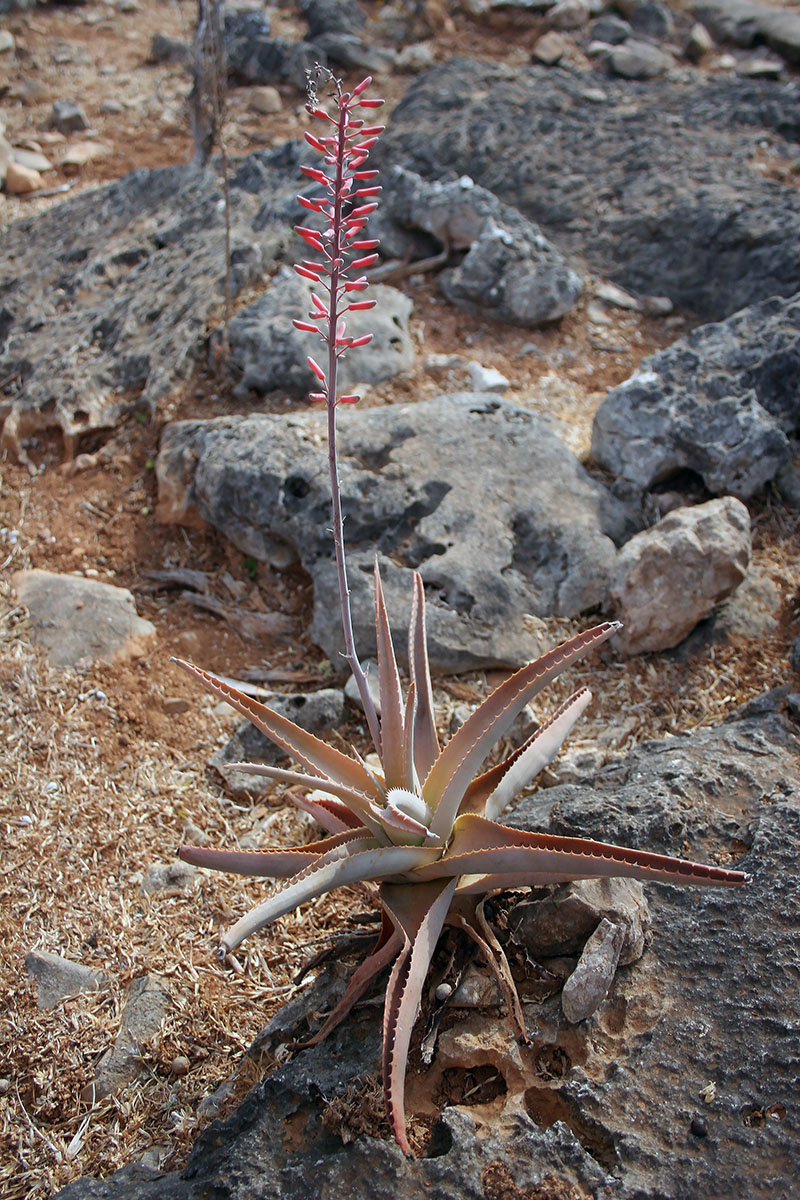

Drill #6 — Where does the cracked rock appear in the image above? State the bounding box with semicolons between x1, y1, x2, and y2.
156;394;634;671
511;877;650;966
561;918;626;1023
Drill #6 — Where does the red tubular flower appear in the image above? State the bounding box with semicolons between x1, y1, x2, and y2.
292;74;384;409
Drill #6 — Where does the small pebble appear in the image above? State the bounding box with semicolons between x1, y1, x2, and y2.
171;1056;190;1077
690;1115;708;1137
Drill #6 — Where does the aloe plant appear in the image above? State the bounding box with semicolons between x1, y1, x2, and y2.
176;73;748;1155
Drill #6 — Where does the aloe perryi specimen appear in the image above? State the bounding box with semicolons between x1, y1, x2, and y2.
176;74;748;1155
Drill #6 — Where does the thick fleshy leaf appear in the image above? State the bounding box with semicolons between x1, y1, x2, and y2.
484;687;593;820
409;573;439;781
413;814;750;888
380;878;459;1155
173;659;383;803
224;761;377;832
219;840;442;956
179;829;362;878
301;916;403;1048
374;562;407;790
424;623;621;839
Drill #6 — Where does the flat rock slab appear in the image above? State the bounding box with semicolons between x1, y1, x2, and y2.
88;975;171;1101
54;709;800;1199
156;394;634;671
12;570;156;668
380;60;800;319
0;144;302;462
24;949;108;1011
592;291;800;498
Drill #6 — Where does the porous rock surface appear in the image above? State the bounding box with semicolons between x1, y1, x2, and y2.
227;271;415;399
591;292;800;498
155;393;634;671
54;708;800;1199
608;496;751;654
382;166;584;326
380;59;800;319
0;144;302;460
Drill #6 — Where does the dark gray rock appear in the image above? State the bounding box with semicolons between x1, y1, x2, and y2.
622;0;674;39
53;710;800;1200
590;14;632;43
607;38;674;77
51;99;89;134
300;0;367;38
790;633;800;672
695;0;800;65
592;291;800;498
383;167;583;327
380;59;800;320
511;710;798;859
212;688;348;797
0;147;300;461
156;394;634;671
227;271;414;399
149;33;191;64
309;32;395;73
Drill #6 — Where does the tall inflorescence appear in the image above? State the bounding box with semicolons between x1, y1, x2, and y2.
292;72;385;755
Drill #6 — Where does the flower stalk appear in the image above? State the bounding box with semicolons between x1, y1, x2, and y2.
293;70;385;756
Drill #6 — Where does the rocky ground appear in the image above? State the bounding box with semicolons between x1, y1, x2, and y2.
1;0;799;1197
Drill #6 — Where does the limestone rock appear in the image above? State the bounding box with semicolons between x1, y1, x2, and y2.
140;861;199;896
695;0;800;65
5;161;42;194
381;59;800;319
609;498;751;655
561;917;625;1023
226;272;414;399
511;877;650;965
532;30;569;63
88;976;171;1101
11;570;156;668
51;99;90;134
0;145;299;461
608;39;674;77
382;167;583;327
249;85;282;115
687;21;715;59
591;293;799;498
544;0;590;30
24;950;108;1011
156;394;633;671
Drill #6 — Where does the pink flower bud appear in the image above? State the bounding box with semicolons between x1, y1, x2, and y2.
339;393;361;403
349;204;378;219
311;294;329;313
300;165;328;183
294;265;323;282
307;356;326;382
344;279;369;291
309;391;328;401
297;195;326;213
355;186;382;197
348;334;373;348
351;169;379;180
304;132;327;153
357;98;384;108
350;253;379;269
355;126;385;137
350;240;379;250
351;76;373;96
348;138;380;153
295;227;325;250
293;319;323;333
347;300;377;311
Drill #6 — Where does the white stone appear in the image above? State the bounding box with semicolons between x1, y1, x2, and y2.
5;161;43;194
467;361;510;392
609;497;751;655
249;86;282;115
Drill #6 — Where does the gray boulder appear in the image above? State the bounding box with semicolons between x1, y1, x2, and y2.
228;272;414;399
384;167;583;327
11;570;156;668
380;59;800;319
156;394;634;671
607;39;674;77
0;146;302;463
591;292;800;498
608;497;752;655
695;0;800;64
